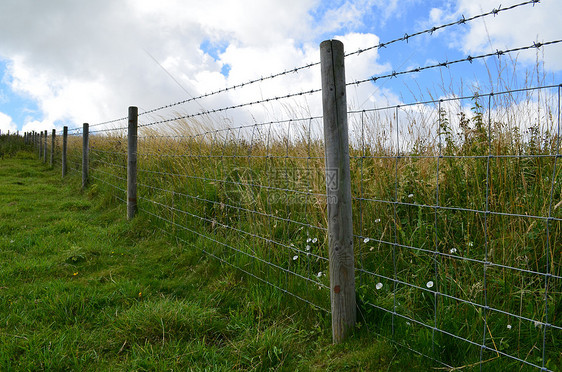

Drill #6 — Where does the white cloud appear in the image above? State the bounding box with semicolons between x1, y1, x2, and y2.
441;0;562;71
0;0;403;134
21;120;54;134
0;111;17;134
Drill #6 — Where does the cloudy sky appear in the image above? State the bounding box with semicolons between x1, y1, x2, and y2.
0;0;560;134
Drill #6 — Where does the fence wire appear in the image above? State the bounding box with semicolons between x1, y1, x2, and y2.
132;114;331;312
349;84;561;371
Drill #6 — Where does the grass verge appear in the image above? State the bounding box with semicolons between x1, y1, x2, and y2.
0;154;427;371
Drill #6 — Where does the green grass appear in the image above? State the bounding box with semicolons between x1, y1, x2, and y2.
0;154;428;371
67;91;561;371
5;85;562;371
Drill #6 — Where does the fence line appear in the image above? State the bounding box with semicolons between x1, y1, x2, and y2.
24;2;561;369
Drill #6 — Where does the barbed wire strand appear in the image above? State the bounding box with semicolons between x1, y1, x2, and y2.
345;0;541;57
351;40;562;87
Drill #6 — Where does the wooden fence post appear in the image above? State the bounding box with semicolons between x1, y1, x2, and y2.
39;131;43;159
82;123;89;190
43;130;48;163
128;106;138;220
62;126;68;178
320;39;356;344
50;129;56;167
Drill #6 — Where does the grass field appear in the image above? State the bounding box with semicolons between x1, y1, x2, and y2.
0;150;430;371
2;81;561;371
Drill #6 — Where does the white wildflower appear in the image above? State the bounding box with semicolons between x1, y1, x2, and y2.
375;218;381;223
292;255;298;261
450;248;457;254
376;282;383;290
307;238;312;243
408;193;414;198
363;237;370;243
305;245;311;251
507;324;512;330
312;238;318;243
426;281;434;288
317;271;322;277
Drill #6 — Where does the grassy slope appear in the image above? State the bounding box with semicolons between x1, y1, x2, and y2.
0;153;427;371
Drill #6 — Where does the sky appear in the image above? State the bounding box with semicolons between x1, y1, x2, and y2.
0;0;560;135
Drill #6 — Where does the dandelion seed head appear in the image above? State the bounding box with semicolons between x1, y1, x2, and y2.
426;281;434;288
376;282;383;290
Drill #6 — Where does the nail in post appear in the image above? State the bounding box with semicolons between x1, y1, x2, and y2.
82;123;89;190
320;39;356;344
127;106;138;220
62;126;68;178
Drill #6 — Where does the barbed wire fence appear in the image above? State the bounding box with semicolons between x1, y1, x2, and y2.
26;0;561;369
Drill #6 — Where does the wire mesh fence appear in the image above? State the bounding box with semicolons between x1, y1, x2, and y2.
348;84;561;370
26;1;561;369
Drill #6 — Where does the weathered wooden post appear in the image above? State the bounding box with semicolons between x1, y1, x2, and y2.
62;126;68;178
320;39;356;343
127;106;138;220
43;130;48;163
82;123;89;190
39;131;43;159
50;129;56;167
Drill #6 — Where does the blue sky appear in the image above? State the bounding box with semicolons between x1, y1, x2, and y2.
0;0;560;133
